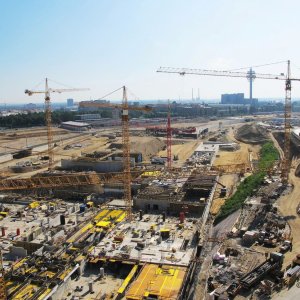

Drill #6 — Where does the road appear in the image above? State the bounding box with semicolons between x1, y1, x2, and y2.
277;161;300;267
272;283;300;299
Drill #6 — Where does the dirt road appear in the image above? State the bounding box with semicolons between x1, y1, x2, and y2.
277;162;300;267
210;126;261;215
213;128;260;167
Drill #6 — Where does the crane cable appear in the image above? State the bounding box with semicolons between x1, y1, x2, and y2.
225;60;287;72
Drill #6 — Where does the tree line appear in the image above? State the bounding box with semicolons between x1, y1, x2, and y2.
0;111;77;128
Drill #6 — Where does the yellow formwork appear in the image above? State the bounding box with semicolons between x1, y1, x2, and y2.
29;201;40;209
96;221;111;228
25;267;38;274
96;209;125;229
37;289;51;300
13;258;27;270
117;265;138;294
80;223;93;233
141;171;161;177
103;209;123;221
14;284;39;299
59;268;73;280
6;281;20;295
66;223;93;243
40;270;56;278
116;212;126;222
94;209;109;221
68;209;125;243
126;264;187;300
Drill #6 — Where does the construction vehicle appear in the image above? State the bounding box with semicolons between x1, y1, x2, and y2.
79;86;152;220
157;61;300;183
280;240;292;253
25;78;89;168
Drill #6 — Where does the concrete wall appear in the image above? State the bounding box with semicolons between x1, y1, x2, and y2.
49;214;61;227
134;197;170;213
61;159;134;173
9;246;27;258
13;241;43;254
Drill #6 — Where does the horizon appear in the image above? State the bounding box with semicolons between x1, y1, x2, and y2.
0;97;296;109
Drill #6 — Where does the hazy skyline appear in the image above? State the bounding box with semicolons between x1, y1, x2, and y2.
1;0;300;103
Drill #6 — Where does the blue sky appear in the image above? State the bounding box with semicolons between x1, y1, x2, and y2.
1;0;300;103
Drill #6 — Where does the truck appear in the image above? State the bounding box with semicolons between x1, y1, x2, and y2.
279;240;292;253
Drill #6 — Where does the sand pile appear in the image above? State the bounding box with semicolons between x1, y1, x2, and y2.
110;136;165;160
235;124;269;144
130;137;165;160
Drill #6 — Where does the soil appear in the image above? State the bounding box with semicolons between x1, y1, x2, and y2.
210;174;239;215
213;128;260;167
158;140;200;165
235;123;269;144
277;160;300;268
130;136;166;160
273;131;300;161
211;126;261;215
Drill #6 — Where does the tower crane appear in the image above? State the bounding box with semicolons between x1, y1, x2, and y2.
157;61;300;183
25;78;89;168
166;100;172;169
79;86;152;220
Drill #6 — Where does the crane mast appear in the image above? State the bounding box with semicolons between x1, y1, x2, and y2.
79;87;152;220
167;101;172;169
45;78;54;166
121;86;132;220
282;61;292;183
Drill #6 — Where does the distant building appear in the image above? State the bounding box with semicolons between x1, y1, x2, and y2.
78;100;110;111
76;114;101;121
24;103;37;110
60;121;91;131
221;93;258;107
67;98;74;107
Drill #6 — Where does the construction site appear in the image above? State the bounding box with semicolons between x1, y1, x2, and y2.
0;61;300;300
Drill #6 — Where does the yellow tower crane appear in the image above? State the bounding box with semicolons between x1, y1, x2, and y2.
79;86;152;220
25;78;89;168
157;61;300;183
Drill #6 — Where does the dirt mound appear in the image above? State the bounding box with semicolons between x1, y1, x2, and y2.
235;124;269;144
130;137;165;160
109;136;165;160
